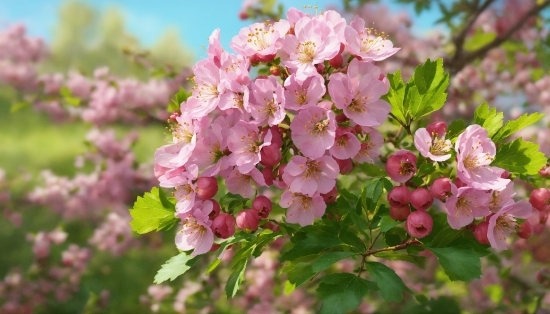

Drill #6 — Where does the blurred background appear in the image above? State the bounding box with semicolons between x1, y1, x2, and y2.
1;0;549;313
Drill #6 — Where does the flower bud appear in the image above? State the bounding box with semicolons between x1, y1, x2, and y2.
238;11;248;20
277;163;287;178
212;214;236;239
208;199;221;220
406;210;433;238
474;221;490;245
500;170;511;179
329;54;343;68
385;150;417;183
529;188;550;211
410;188;434;211
321;186;338;204
260;144;282;167
315;63;325;74
389;205;410;221
430;177;452;200
454;177;467;188
426;121;447;137
252;195;272;219
236;209;260;233
517;221;532;239
335;113;349;123
195;177;218;199
261;167;275;186
270;65;281;76
387;185;410;207
209;243;221;252
335;158;354;175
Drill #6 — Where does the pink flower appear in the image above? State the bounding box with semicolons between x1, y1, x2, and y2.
455;125;510;191
282;155;339;196
158;165;198;188
224;167;266;198
488;181;515;213
207;29;224;67
154;116;206;169
189;122;230;177
353;127;384;163
413;128;452;162
328;59;390;126
249;76;286;126
281;16;340;82
227;121;272;173
344;16;400;62
175;203;214;256
183;60;224;119
283;73;325;110
329;127;361;160
280;190;326;226
488;200;533;250
290;106;336;159
174;183;197;216
444;185;491;229
230;20;290;58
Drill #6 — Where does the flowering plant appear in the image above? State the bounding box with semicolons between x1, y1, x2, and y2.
129;6;549;312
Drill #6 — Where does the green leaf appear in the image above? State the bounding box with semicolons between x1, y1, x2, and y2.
492;138;547;175
473;102;503;137
311;251;358;272
338;228;367;252
365;262;409;302
446;119;466;140
492;112;544;142
427;243;488;282
167;87;190;112
281;234;343;262
357;163;386;177
408;58;449;119
464;29;497;52
317;273;374;314
378;215;401;232
373;251;425;268
282;262;317;294
154;253;200;284
383;70;407;123
10;101;31;113
420;214;465;248
129;187;177;234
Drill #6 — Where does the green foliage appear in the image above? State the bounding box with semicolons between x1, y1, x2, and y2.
129;187;178;234
167;87;190;112
225;230;282;298
317;273;375;314
492;112;544;141
281;234;344;262
464;29;497;51
474;102;503;137
427;243;488;282
365;262;409;302
384;58;449;124
406;296;461;314
493;138;547;175
311;251;358;272
446;119;466;140
153;253;200;284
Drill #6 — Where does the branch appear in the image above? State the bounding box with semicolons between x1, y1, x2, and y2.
363;239;420;257
447;0;550;75
451;0;496;57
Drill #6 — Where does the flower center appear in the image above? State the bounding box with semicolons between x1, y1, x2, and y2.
304;160;321;179
297;41;317;63
349;98;367;113
247;25;274;51
430;137;451;156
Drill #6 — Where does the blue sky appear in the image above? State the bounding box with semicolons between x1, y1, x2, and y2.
0;0;440;61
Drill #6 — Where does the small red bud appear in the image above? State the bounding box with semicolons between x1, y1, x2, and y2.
334;158;354;175
260;144;282;167
426;121;447;137
208;199;221;220
238;11;248;20
252;195;272;219
474;221;490;245
261;167;275;186
329;54;343;68
410;188;434;211
209;243;221;252
212;214;236;239
270;65;281;76
454;177;467;188
387;185;410;207
529;188;550;211
389;205;411;221
385;150;417;183
321;186;338;204
236;209;260;233
195;177;218;199
430;177;452;200
406;210;433;238
517;221;532;239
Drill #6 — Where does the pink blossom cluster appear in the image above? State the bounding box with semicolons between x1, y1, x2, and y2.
153;7;399;255
382;122;541;250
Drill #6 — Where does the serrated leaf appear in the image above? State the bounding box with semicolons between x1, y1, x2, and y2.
365;262;409;302
408;58;449;119
447;119;466;140
473;102;503;137
311;251;358;272
373;251;425;267
129;187;177;234
383;70;407;123
282;262;317;294
492;112;544;142
281;234;343;262
358;163;386;177
317;273;374;314
338;228;366;252
154;253;200;284
378;215;401;232
427;243;488;282
420;214;465;248
493;138;547;175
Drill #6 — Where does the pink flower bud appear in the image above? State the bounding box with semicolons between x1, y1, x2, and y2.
406;210;433;238
529;188;550;211
209;243;221;252
260;144;282;167
208;200;221;220
410;188;434;211
389;205;411;221
517;221;532;239
236;209;260;233
426;121;447;137
238;11;248;20
329;54;343;68
261;167;275;186
212;214;235;239
387;185;410;207
474;221;490;245
321;186;338;204
335;113;349;123
539;165;550;177
262;221;280;232
385;150;417;183
338;43;345;54
500;170;511;179
270;65;281;76
430;177;452;200
315;63;325;74
195;177;218;199
258;54;276;62
454;177;467;188
335;158;354;175
252;195;272;219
